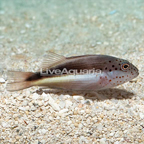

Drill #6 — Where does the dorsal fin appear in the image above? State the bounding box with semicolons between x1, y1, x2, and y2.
41;52;66;70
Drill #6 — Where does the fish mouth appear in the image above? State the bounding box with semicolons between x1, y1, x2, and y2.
136;70;139;77
135;68;139;77
131;65;139;78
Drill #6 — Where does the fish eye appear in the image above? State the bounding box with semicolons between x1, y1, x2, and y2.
121;63;129;70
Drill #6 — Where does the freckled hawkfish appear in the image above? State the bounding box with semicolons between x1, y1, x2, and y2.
6;52;139;91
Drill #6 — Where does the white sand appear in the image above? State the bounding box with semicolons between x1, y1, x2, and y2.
0;0;144;143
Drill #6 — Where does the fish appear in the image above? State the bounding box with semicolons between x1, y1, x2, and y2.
6;52;139;92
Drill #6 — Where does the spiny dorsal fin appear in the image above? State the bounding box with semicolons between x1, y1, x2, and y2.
41;52;66;70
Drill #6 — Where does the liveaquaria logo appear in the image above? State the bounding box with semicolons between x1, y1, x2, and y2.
40;68;102;76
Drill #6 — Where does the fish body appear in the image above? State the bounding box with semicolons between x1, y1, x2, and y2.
7;52;139;91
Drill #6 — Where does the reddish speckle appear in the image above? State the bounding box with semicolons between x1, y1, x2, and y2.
119;76;121;78
127;75;128;77
116;76;118;78
120;81;122;83
24;120;28;125
105;76;107;78
122;76;124;78
109;80;111;82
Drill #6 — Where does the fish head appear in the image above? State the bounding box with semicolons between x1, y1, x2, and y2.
102;56;139;88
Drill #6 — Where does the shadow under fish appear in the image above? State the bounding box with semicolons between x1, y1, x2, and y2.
35;88;135;101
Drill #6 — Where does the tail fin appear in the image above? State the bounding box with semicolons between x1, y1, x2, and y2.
7;71;34;82
6;81;32;91
6;71;34;91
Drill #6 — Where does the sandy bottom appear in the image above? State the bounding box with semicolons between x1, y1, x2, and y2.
0;0;144;143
